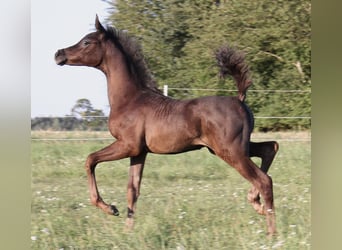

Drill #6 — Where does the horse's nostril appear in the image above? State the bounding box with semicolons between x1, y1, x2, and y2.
55;49;67;65
55;49;64;59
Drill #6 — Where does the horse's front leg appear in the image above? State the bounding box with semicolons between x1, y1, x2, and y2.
125;152;147;230
248;141;279;215
85;140;131;216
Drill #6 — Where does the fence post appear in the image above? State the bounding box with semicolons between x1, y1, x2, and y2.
163;85;168;96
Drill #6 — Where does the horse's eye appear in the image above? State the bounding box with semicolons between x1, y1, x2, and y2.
83;40;90;46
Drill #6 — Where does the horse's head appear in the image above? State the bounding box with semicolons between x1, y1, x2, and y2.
55;15;107;68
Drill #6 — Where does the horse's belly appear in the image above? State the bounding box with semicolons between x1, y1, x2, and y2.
145;127;200;154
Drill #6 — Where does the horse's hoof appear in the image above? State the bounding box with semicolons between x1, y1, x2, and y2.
267;231;277;238
110;205;120;216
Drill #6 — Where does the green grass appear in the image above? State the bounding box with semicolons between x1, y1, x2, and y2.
31;131;311;249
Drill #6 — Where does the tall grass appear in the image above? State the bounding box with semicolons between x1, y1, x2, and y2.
31;131;311;249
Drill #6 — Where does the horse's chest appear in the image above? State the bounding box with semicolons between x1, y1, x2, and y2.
107;114;141;140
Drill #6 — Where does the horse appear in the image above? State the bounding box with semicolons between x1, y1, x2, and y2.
55;15;279;235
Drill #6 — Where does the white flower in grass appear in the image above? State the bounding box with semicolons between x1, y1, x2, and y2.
41;228;49;235
272;240;285;249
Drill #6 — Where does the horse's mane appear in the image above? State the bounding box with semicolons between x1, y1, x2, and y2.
104;26;161;93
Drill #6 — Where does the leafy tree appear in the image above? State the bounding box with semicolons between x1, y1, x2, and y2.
71;98;107;130
108;0;311;130
72;98;93;117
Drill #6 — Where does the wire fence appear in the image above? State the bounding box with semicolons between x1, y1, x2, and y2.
31;87;311;141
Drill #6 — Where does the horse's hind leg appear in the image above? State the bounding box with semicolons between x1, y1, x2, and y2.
248;141;279;215
125;152;147;230
249;141;279;173
222;153;276;235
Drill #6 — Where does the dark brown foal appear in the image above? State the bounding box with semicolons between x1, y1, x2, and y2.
55;16;278;235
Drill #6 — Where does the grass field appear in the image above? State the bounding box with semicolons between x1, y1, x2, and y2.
31;131;311;249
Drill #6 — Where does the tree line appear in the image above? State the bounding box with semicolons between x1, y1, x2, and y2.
108;0;311;131
31;99;108;131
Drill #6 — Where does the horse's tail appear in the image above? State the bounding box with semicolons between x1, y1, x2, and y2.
215;45;252;102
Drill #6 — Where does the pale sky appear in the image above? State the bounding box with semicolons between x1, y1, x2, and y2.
31;0;112;117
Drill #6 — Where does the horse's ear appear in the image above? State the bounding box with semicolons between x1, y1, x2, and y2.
95;14;106;33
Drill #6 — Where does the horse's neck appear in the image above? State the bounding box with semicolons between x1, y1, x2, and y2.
102;51;139;112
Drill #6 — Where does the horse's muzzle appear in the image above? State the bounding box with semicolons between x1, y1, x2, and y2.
55;49;67;66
